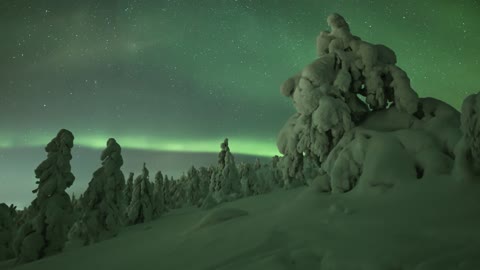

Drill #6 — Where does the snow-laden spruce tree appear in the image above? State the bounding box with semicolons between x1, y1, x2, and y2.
198;166;212;203
271;155;283;187
14;129;75;263
218;138;230;169
277;13;419;189
239;163;256;196
202;140;242;208
153;171;166;217
126;163;154;224
454;92;480;181
163;174;171;209
186;166;202;206
0;203;16;261
124;172;134;206
68;138;126;246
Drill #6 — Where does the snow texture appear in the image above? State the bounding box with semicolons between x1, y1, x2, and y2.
68;138;126;246
14;129;75;263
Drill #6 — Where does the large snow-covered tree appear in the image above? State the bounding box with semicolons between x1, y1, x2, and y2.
126;163;154;225
454;92;480;181
277;13;419;189
14;129;75;263
69;138;126;246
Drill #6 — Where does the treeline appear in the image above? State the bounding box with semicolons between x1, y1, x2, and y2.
0;133;287;264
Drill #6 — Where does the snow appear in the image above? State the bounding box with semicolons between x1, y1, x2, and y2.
2;177;480;270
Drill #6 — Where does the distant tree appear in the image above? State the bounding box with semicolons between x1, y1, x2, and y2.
126;163;154;224
14;129;75;263
153;171;166;217
198;166;212;202
124;172;134;206
163;174;170;209
239;163;255;196
69;138;126;246
186;166;202;206
202;139;241;208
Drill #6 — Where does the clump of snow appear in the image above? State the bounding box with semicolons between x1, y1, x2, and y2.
14;129;75;263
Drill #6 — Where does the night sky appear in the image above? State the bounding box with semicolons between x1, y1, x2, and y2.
1;0;479;207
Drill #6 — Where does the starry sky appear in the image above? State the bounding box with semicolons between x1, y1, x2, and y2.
1;0;479;207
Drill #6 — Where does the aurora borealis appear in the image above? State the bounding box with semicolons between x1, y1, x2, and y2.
1;0;479;206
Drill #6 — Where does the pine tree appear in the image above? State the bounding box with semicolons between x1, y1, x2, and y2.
0;203;16;261
14;129;75;263
153;171;166;217
126;163;154;224
69;138;126;245
124;172;134;206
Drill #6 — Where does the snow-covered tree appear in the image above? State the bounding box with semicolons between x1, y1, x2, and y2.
454;92;480;181
219;145;241;197
203;140;242;208
14;129;75;263
69;138;126;246
271;155;283;187
124;172;134;206
163;174;171;209
218;138;230;169
277;13;420;188
153;171;166;217
239;163;256;196
186;166;202;206
198;167;212;202
254;158;262;170
0;203;16;261
126;163;154;225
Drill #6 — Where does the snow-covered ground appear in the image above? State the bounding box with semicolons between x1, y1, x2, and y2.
2;174;479;270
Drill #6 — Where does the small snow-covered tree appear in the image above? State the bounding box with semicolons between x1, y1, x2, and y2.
0;203;16;261
198;166;212;203
219;145;241;197
69;138;126;246
14;129;75;263
124;172;134;206
239;163;256;196
271;155;283;187
218;138;230;169
153;171;166;217
254;158;262;170
204;140;242;206
186;166;202;206
126;163;154;225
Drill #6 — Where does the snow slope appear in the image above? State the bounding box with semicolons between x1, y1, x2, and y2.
2;175;480;270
